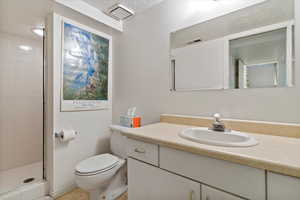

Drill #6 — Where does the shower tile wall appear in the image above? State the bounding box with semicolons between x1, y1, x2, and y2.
0;32;43;193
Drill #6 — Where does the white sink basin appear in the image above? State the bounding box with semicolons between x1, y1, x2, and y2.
179;127;258;147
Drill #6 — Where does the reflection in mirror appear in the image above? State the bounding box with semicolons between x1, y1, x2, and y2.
244;62;279;88
229;27;294;89
170;38;224;91
170;0;295;91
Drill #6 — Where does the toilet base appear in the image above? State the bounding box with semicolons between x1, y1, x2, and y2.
89;189;105;200
76;158;127;200
105;186;127;200
89;185;127;200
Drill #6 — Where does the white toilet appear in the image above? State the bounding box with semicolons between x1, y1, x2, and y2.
75;128;127;200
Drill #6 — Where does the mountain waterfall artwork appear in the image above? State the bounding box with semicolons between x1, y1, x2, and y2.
61;20;111;111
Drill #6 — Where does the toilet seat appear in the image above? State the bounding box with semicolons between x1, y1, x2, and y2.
75;154;120;176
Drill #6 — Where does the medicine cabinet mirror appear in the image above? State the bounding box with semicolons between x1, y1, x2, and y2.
170;0;295;91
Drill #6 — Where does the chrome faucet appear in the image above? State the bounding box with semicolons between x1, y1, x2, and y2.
211;113;227;132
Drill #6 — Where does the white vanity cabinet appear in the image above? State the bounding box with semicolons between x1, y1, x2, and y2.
127;139;300;200
267;172;300;200
202;185;245;200
128;158;201;200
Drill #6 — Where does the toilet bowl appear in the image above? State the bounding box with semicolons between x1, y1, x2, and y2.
75;129;127;200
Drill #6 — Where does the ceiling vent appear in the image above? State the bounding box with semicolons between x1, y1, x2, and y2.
107;4;135;21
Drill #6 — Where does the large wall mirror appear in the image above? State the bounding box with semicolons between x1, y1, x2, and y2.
170;0;295;91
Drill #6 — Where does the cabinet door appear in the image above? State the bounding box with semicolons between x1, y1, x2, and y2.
202;185;245;200
128;158;201;200
268;172;300;200
160;147;265;200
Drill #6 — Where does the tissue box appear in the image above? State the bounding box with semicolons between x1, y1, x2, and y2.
120;115;141;128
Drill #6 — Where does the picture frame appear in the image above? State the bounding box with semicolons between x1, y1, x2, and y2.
60;18;112;111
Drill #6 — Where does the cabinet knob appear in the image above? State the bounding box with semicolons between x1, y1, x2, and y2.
189;190;195;200
134;148;146;154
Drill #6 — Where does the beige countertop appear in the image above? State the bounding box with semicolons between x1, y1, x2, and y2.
121;122;300;179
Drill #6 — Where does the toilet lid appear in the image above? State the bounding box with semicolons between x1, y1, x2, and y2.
75;154;119;174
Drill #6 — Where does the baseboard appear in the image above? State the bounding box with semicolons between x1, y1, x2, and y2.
51;184;77;199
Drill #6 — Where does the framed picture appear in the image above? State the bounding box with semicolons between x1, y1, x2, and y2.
61;18;112;111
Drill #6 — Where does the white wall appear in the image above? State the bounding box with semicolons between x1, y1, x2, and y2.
113;0;300;125
0;32;43;171
46;3;120;197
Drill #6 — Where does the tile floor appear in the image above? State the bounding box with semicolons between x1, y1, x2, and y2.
56;189;127;200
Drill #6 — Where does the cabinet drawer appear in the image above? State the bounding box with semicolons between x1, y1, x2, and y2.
127;139;159;166
160;147;265;200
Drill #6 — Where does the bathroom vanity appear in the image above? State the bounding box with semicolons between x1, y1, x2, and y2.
122;115;300;200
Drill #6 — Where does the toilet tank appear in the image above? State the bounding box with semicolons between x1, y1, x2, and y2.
110;129;128;159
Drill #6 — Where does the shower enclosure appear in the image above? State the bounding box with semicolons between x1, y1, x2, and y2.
0;30;45;196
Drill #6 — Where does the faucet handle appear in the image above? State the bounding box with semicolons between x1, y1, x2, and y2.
213;113;221;122
212;113;227;132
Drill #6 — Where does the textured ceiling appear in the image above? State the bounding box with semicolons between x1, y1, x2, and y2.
0;0;165;40
82;0;165;13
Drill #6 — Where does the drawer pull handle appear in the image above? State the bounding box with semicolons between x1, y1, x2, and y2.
189;190;195;200
134;148;146;154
